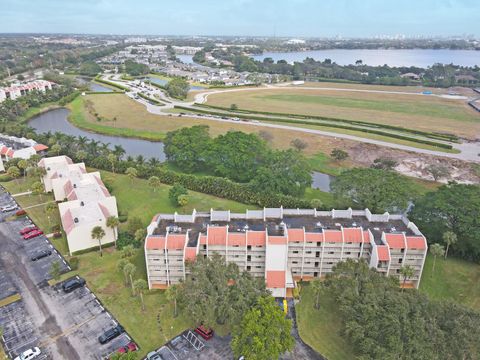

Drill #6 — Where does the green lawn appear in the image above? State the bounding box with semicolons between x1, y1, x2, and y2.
306;152;348;176
420;254;480;310
296;283;356;360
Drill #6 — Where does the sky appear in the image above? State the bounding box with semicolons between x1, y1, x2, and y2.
0;0;479;37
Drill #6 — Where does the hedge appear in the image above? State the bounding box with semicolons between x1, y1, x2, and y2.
137;92;164;105
93;76;129;91
177;105;454;150
195;103;458;142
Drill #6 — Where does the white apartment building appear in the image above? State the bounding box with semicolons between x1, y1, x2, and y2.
0;80;55;103
38;156;118;254
0;134;48;172
144;208;428;296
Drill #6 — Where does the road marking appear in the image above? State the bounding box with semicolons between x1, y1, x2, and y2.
38;313;97;347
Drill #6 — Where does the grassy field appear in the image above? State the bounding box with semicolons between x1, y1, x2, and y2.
205;87;480;139
420;254;480;310
296;283;356;360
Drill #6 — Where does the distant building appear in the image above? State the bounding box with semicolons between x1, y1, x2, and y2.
144;208;428;296
0;134;48;172
400;72;421;81
286;39;306;45
38;156;118;254
0;80;55;103
455;74;478;85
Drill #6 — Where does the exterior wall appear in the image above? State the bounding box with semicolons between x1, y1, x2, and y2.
67;223;115;254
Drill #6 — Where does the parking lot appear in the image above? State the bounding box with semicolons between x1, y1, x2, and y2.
0;189;134;360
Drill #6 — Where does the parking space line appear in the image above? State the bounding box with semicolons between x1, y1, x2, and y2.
38;313;97;348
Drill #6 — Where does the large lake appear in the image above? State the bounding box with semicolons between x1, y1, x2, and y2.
28;109;333;191
251;49;480;67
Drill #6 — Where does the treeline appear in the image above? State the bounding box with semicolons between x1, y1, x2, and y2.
164;125;312;197
324;260;480;359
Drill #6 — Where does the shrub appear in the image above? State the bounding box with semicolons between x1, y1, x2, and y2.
116;231;140;249
69;256;79;270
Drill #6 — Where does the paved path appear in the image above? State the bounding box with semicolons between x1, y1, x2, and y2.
12;191;32;197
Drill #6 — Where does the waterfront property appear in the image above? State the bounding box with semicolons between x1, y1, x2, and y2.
144;208;427;296
0;80;55;102
38;156;118;254
0;134;48;172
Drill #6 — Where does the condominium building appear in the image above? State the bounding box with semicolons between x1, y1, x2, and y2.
144;208;427;296
0;80;55;103
0;134;48;172
38;156;118;254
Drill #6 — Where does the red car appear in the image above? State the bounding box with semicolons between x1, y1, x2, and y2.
195;325;214;340
23;229;43;240
20;226;38;235
118;342;138;354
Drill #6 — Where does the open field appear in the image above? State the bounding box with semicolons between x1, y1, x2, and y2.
204;87;480;138
298;81;452;94
420;254;480;310
296;283;356;360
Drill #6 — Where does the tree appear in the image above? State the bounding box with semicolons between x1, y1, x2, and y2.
230;103;238;111
49;260;62;280
122;244;135;258
177;194;188;207
126;216;143;236
133;279;148;311
399;265;415;290
91;226;106;257
310;279;324;309
426;164;450;181
7;166;20;184
125;167;138;183
411;184;480;261
107;153;117;173
117;259;129;286
371;157;398;170
166;284;182;317
124;263;136;295
330;148;349;162
430;243;444;276
45;202;57;226
251;149;312;197
332;168;416;213
148;176;161;192
442;231;457;259
231;296;294;360
106;216;119;248
31;181;44;200
168;183;188;206
290;138;308;151
165;78;190;99
134;228;146;243
124;60;149;76
163;125;211;172
76;150;87;162
79;61;102;76
51;143;62;156
17;159;28;178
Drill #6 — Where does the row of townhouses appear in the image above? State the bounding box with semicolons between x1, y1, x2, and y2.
0;134;49;172
38;156;118;254
144;208;427;297
0;80;55;102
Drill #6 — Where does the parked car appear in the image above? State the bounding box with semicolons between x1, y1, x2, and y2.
14;347;41;360
31;249;52;261
61;277;86;293
98;325;124;344
195;325;214;340
15;209;27;216
1;204;18;212
118;342;138;353
146;351;162;360
20;226;38;235
23;229;43;240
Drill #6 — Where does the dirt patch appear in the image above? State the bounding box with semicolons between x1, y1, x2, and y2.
99;283;118;295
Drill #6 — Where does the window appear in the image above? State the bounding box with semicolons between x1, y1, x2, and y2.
202;245;207;250
255;266;261;269
398;258;403;264
401;248;405;253
293;250;299;254
328;251;334;254
247;245;252;250
327;262;333;265
247;266;251;271
345;252;351;255
292;261;298;264
306;251;312;254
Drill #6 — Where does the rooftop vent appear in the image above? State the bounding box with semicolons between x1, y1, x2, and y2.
352;222;357;227
390;227;397;232
315;222;322;228
74;217;79;223
80;201;84;206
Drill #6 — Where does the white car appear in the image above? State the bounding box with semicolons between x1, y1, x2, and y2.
14;347;41;360
1;204;18;212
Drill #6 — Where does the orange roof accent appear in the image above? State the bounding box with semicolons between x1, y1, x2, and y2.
266;270;286;288
343;228;363;243
166;234;186;250
0;146;8;155
406;236;426;250
363;231;371;242
385;233;406;249
247;231;266;246
199;234;208;245
33;144;49;152
184;247;197;261
377;245;390;261
228;232;246;246
6;149;14;157
287;228;304;242
268;236;288;245
324;230;343;242
145;236;166;250
207;226;227;245
151;214;160;223
305;232;324;242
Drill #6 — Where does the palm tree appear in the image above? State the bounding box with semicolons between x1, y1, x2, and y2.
442;231;457;259
100;143;111;155
122;245;135;258
91;226;106;257
7;166;20;184
106;216;120;248
77;136;88;149
117;259;129;286
113;145;126;159
148;158;160;167
429;243;445;276
166;284;181;317
51;143;62;156
125;167;138;183
31;181;44;200
76;150;88;162
87;140;100;156
399;265;415;291
107;153;117;173
135;155;145;165
124;263;136;295
311;279;323;310
17;159;28;179
45;202;57;226
148;176;161;192
133;279;148;311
